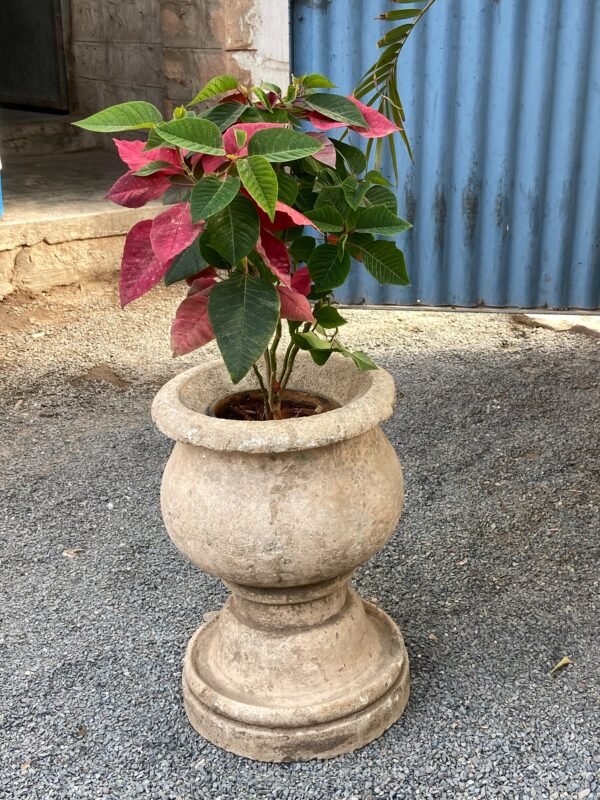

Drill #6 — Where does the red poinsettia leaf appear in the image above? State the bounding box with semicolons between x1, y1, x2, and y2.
306;132;337;167
202;155;229;174
278;285;315;322
306;111;343;132
291;266;311;296
119;219;167;307
274;202;321;231
185;266;218;286
106;171;171;208
220;90;249;105
150;202;202;266
347;97;401;138
170;283;216;356
113;139;183;173
222;122;287;156
256;229;291;285
187;275;218;295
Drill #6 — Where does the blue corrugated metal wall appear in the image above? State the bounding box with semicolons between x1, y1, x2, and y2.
292;0;600;310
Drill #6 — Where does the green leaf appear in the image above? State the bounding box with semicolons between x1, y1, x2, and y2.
351;238;409;285
365;169;392;186
248;128;323;162
292;332;333;351
315;186;352;217
144;127;165;150
301;73;337;89
164;242;207;286
162;187;192;206
240;107;291;124
305;94;367;128
199;231;229;269
237;156;278;221
310;349;333;366
73;101;162;132
188;75;239;106
190;176;240;222
308;244;351;290
365;185;398;212
354;205;412;236
134;160;177;176
342;176;370;210
198;102;246;131
262;82;282;95
276;172;299;206
348;350;378;371
289;235;316;262
331;139;367;174
206;195;259;264
314;305;347;329
155;118;225;155
234;129;248;148
253;86;273;110
208;272;280;384
304;206;344;233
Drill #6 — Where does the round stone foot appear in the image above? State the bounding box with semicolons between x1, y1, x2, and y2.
182;591;410;762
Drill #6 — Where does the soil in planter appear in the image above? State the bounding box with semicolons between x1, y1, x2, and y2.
211;390;339;421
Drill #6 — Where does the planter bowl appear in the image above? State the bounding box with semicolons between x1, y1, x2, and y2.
152;354;409;761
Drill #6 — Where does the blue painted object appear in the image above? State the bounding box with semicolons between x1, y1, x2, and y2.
292;0;600;310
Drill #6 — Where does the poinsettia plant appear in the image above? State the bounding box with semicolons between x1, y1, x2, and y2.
75;73;411;419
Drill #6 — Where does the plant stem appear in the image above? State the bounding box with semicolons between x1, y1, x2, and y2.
252;363;269;418
278;321;313;395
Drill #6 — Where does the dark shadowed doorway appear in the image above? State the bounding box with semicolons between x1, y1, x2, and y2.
0;0;69;111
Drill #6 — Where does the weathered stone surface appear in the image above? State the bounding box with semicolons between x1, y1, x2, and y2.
13;236;125;294
160;0;221;49
0;248;19;300
103;0;161;44
71;0;105;43
152;356;410;761
163;49;250;106
70;0;164;111
512;313;600;340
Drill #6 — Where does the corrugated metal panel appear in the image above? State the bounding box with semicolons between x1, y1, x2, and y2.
292;0;600;310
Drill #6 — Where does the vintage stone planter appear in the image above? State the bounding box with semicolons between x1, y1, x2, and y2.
151;354;409;761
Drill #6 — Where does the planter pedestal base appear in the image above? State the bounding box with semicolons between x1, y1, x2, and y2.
182;575;410;762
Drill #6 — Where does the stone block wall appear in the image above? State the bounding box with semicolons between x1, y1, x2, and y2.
70;0;165;114
162;0;289;112
69;0;290;116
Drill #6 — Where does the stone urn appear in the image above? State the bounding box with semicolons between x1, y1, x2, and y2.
151;354;409;761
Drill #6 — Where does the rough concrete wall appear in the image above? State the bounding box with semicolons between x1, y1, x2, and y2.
70;0;165;114
161;0;290;113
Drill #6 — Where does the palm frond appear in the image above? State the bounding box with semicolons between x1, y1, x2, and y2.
355;0;437;180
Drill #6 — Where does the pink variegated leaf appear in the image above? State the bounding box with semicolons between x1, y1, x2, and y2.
291;266;311;296
306;132;337;167
170;281;216;355
257;229;291;285
113;138;183;173
278;285;315;323
347;97;401;138
306;111;343;132
150;203;203;266
106;171;171;208
119;219;168;307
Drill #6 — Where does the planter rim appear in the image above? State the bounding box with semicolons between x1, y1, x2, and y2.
151;355;396;453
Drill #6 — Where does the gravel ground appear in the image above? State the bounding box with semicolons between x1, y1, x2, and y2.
1;283;599;800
